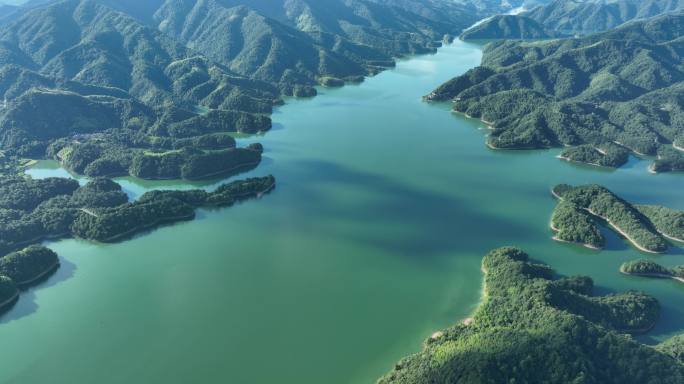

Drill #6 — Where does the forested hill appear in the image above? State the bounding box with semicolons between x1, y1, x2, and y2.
0;0;473;180
427;12;684;173
380;247;684;384
460;14;564;40
461;0;684;40
525;0;684;35
101;0;479;95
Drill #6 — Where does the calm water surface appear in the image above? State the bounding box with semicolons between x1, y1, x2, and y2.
4;40;684;383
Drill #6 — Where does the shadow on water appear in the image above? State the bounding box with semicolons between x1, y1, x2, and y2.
270;159;537;258
0;257;77;324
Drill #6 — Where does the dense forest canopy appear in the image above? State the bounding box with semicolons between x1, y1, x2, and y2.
551;184;684;253
380;247;684;384
429;12;684;172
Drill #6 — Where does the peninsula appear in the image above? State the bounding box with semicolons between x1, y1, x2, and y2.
379;247;684;383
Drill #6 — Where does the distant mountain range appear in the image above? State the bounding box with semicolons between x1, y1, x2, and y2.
461;14;565;39
0;0;473;178
460;0;684;39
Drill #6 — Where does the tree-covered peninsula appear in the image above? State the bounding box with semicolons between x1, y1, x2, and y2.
427;12;684;173
0;174;275;315
379;247;684;383
550;184;684;253
621;259;684;284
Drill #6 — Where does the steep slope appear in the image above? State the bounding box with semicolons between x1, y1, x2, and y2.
0;0;278;179
526;0;684;35
461;14;564;39
427;12;684;172
107;0;477;94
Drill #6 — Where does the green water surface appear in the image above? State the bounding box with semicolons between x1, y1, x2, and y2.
4;40;684;383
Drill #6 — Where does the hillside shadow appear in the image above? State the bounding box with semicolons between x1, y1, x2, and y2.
0;257;77;324
268;159;536;259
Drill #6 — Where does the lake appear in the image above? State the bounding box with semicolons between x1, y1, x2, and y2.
3;40;684;383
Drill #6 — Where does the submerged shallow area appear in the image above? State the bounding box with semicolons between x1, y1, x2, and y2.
3;40;684;383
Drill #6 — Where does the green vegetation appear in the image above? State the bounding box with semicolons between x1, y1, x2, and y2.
636;205;684;242
621;259;684;282
551;200;604;249
0;276;17;309
71;176;275;242
379;247;683;383
657;334;684;364
559;143;630;168
525;0;684;35
428;13;684;172
460;15;563;40
0;173;275;315
552;184;670;253
0;245;59;286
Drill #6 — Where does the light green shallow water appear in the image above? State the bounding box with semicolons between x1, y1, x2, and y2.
4;40;684;383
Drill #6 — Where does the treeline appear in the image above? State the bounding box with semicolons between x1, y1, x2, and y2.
0;174;275;250
0;245;60;314
378;247;684;383
552;184;672;253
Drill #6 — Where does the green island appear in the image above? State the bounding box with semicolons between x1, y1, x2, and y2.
550;184;680;253
464;0;684;38
635;205;684;243
426;12;684;172
621;260;684;284
379;247;684;383
0;245;60;286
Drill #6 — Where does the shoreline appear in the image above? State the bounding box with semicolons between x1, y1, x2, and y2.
556;155;613;169
619;269;684;284
549;222;601;250
94;213;197;243
551;189;663;254
585;208;663;254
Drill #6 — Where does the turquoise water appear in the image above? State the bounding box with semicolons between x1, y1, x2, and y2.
3;40;684;383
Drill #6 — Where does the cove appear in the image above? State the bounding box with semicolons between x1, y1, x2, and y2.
3;40;684;383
